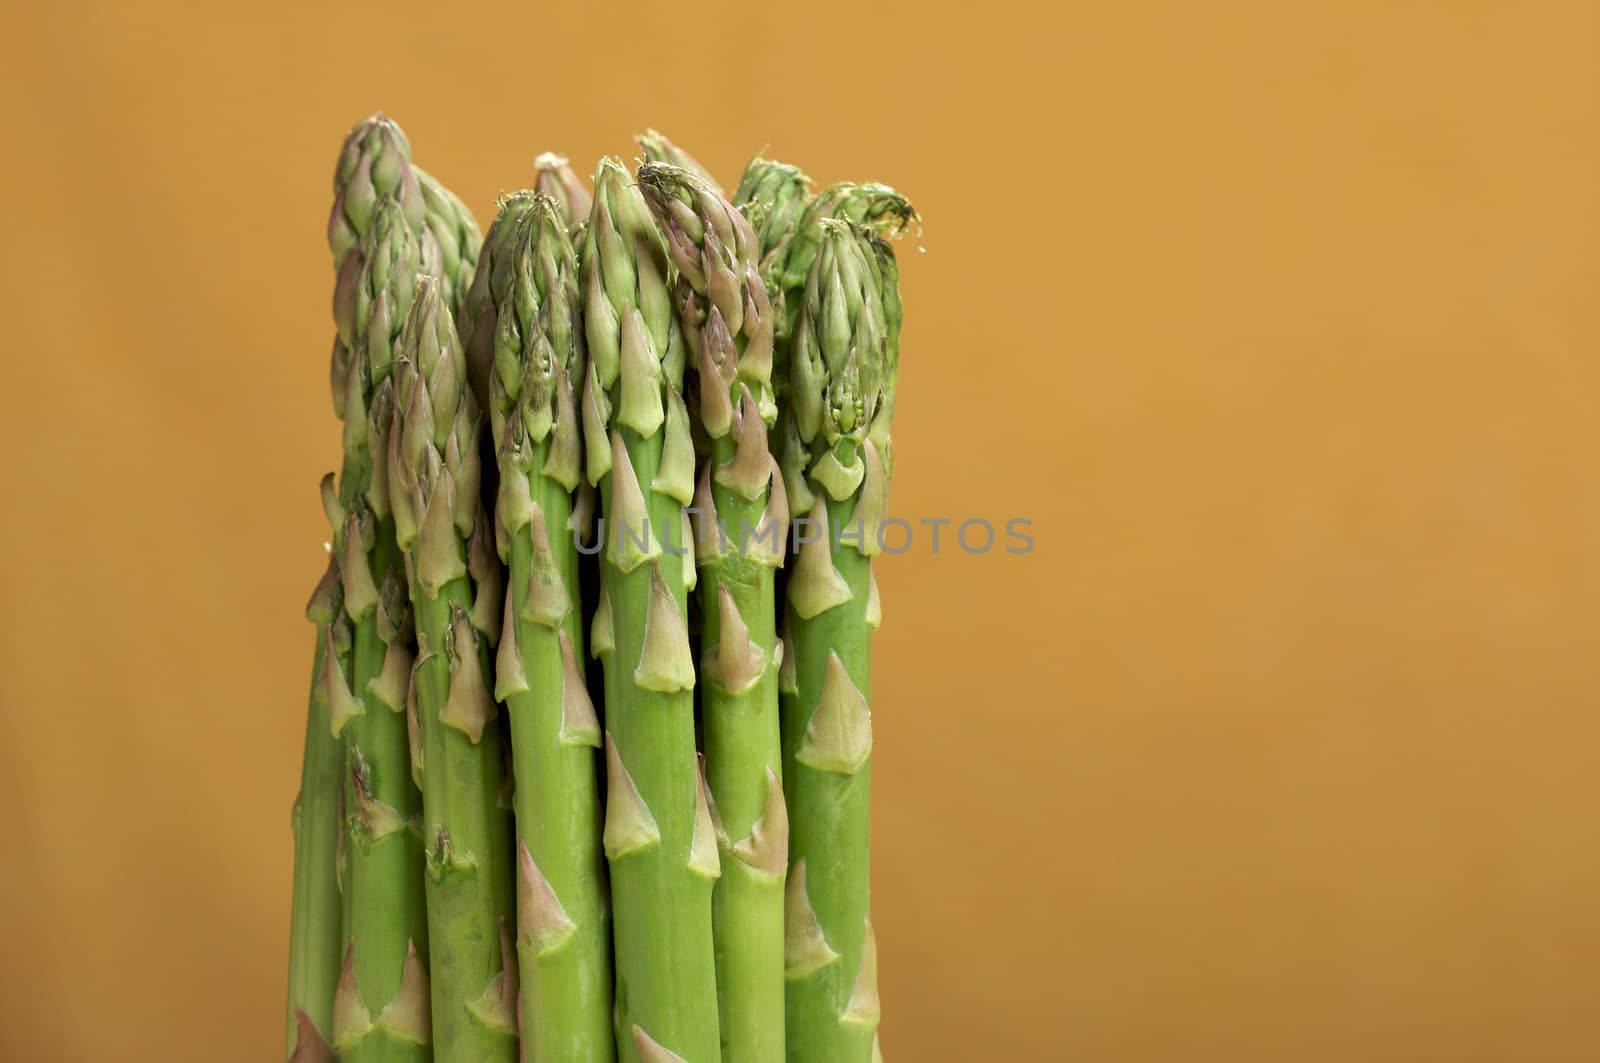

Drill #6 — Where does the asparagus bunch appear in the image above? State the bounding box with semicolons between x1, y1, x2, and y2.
486;194;615;1060
638;163;788;1063
290;119;917;1063
581;158;722;1063
391;276;519;1062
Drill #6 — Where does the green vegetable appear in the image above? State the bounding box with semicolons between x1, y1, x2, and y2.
581;158;721;1063
291;119;916;1063
311;114;440;1063
639;161;788;1063
285;556;345;1062
779;221;892;1063
328;116;424;422
732;157;813;283
535;153;594;233
416;166;483;324
636;129;722;196
391;275;519;1063
776;184;916;299
487;193;615;1061
327;194;434;1063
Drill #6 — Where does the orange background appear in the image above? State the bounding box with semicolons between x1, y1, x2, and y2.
3;2;1596;1060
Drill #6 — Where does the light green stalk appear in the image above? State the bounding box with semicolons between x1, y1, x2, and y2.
636;129;723;196
755;194;907;1063
391;276;519;1063
730;164;816;974
779;222;892;1063
640;162;787;1063
486;194;615;1061
326;131;434;1061
580;158;721;1063
286;556;345;1062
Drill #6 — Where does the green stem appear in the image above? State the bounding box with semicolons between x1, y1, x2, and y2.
413;578;517;1063
286;628;342;1057
504;441;615;1061
701;434;785;1063
783;498;875;1063
341;527;430;1063
602;427;721;1062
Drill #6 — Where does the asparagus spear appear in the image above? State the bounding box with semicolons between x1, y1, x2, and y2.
780;221;891;1063
328;116;425;422
636;130;723;196
461;152;591;412
639;162;788;1063
858;230;904;481
729;161;816;933
286;555;346;1061
303;113;436;1063
486;194;615;1060
416;167;482;325
770;181;915;610
535;153;594;233
777;184;916;302
327;191;433;1062
580;158;720;1062
391;276;519;1063
462;192;541;412
732;158;813;281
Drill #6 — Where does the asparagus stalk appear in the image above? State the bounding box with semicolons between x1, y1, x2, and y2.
486;194;615;1060
636;130;723;196
327;183;433;1061
730;162;816;937
416;167;483;325
770;180;914;635
391;276;519;1063
465;156;588;374
328;117;425;422
535;153;594;233
286;555;346;1061
779;221;891;1063
732;158;813;283
858;231;904;484
639;162;788;1063
462;192;541;411
462;154;589;409
580;158;721;1062
776;184;916;304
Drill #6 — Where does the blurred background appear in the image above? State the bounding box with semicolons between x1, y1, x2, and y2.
3;2;1595;1060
